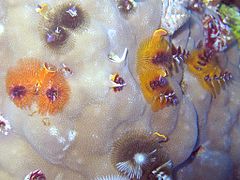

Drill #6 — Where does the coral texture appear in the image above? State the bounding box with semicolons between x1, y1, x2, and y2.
0;0;239;179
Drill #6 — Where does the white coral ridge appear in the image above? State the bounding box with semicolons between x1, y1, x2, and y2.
161;0;190;35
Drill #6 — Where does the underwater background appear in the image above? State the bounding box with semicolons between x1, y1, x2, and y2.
0;0;240;179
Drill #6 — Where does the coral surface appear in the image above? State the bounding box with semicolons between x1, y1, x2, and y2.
0;0;239;179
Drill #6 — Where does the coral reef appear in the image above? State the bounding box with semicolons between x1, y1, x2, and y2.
0;0;239;179
6;59;70;115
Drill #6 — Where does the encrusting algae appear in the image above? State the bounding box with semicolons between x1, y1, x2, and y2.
218;4;240;48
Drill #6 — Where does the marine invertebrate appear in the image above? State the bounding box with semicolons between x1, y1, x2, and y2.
151;160;173;180
6;59;70;115
218;4;240;47
24;169;46;180
95;175;130;180
202;14;232;53
36;3;49;19
44;26;70;50
139;71;178;111
5;59;42;108
37;2;88;54
111;131;169;179
42;62;58;73
172;45;189;65
153;132;168;143
186;48;233;97
39;23;74;54
108;48;128;64
137;29;179;111
54;2;89;31
109;73;126;92
2;0;240;179
116;0;137;16
38;71;70;115
37;2;88;31
137;29;174;76
59;63;73;77
0;114;11;136
35;62;58;94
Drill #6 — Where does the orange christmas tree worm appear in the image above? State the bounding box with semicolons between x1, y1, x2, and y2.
186;49;232;97
6;59;70;115
136;29;179;111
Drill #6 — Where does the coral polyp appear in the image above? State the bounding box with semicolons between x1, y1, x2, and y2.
6;59;42;109
186;49;232;97
111;131;169;179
